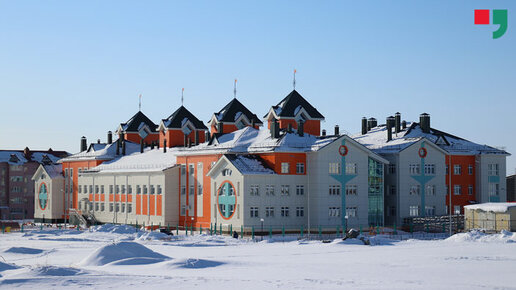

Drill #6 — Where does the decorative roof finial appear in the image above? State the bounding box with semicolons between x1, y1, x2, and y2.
234;79;237;99
181;88;184;106
138;94;142;111
293;69;297;90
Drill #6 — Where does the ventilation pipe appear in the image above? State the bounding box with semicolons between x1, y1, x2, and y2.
386;116;395;142
395;112;401;134
122;140;126;155
334;125;339;136
80;136;87;152
116;139;120;155
420;113;431;133
367;118;377;131
322;129;326;136
287;123;293;133
140;139;144;153
361;117;367;135
270;118;280;138
163;140;167;153
298;120;304;137
107;131;113;144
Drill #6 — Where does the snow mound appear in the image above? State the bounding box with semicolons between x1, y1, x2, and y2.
0;261;19;272
168;258;225;269
91;224;138;234
4;247;45;255
446;230;516;243
137;231;171;241
79;241;170;266
33;266;85;276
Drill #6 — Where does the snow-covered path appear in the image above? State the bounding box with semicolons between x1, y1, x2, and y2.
0;226;515;289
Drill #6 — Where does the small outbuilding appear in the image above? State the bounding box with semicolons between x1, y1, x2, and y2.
464;203;516;232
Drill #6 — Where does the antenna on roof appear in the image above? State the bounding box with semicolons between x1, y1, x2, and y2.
181;88;184;106
138;94;142;111
293;69;296;90
234;79;237;99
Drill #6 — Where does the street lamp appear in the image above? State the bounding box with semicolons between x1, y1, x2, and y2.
345;215;349;234
260;218;264;241
191;217;194;233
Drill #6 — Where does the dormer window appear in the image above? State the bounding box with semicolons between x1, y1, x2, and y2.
222;169;232;176
236;120;246;129
9;154;20;163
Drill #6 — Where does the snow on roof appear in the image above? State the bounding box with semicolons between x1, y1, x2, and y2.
464;203;516;213
87;148;178;173
0;151;28;164
352;122;508;155
226;155;275;175
0;150;66;165
43;164;63;179
60;141;140;162
175;127;338;156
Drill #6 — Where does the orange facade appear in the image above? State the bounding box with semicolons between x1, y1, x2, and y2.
267;119;321;136
176;154;221;228
210;123;260;136
445;155;476;214
124;132;159;145
258;152;306;175
61;159;104;214
159;129;206;148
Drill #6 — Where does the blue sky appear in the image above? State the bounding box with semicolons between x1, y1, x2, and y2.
1;1;516;172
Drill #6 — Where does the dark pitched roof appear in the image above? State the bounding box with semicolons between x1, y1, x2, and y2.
214;98;262;124
264;90;324;119
120;111;158;132
162;106;208;130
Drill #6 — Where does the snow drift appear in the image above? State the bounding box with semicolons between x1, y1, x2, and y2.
447;230;516;243
79;241;170;266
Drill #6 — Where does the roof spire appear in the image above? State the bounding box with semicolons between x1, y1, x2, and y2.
181;88;184;106
293;69;296;90
138;94;142;111
233;79;237;99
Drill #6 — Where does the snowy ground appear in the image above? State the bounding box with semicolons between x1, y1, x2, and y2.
1;225;515;289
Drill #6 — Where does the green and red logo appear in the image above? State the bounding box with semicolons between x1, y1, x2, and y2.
474;9;508;39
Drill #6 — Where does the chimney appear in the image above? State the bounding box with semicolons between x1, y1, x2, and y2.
116;139;120;155
361;117;367;135
163;139;167;153
367;118;377;131
395;112;401;134
386;116;395;142
322;129;326;136
420;113;430;133
217;122;224;135
402;120;407;129
107;131;113;144
122;140;126;155
298;120;304;137
140;139;144;153
334;125;339;136
97;139;101;144
184;134;188;147
287;123;293;133
195;130;199;145
80;136;87;152
270;118;279;138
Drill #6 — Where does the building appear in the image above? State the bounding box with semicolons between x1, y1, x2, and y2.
32;164;64;223
353;113;509;226
506;175;516;202
464;202;516;232
1;148;68;220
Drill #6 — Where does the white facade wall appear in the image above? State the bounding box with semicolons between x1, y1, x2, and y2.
475;154;507;203
33;169;64;222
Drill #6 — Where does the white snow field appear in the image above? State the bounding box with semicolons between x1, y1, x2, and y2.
0;225;515;289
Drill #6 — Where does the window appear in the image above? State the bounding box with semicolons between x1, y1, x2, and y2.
329;207;341;217
89;185;93;194
83;185;87;194
390;185;396;196
143;185;148;194
488;164;499;176
409;206;419;217
388;206;396;217
181;165;186;175
197;162;203;174
181;186;186;195
280;207;290;217
425;206;436;216
468;185;473;195
95;203;99;211
189;164;195;176
109;185;113;194
345;163;357;175
265;207;275;217
101;203;105;212
329;163;341;174
189;185;194;195
454;206;461;215
101;185;105;193
137;185;141;194
426;185;435;196
78;185;82;194
115;185;119;194
281;162;289;174
281;185;290;196
122;203;125;213
95;185;99;194
468;165;473;175
424;164;435;175
115;203;120;212
489;183;499;196
345;207;357;218
454;165;461;175
150;185;155;195
329;185;340;195
296;185;304;195
410;185;420;195
296;207;304;217
109;203;114;212
389;164;396;174
296;163;305;174
250;207;259;217
250;185;259;196
128;185;132;194
181;205;186;215
197;185;202;196
409;164;420;175
121;185;126;194
128;204;132;213
454;185;461;195
266;185;275;196
345;185;357;195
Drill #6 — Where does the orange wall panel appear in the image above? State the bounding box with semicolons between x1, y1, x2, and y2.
100;194;105;202
150;195;155;216
445;155;476;214
136;194;141;215
268;119;321;136
156;195;162;216
142;195;148;215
